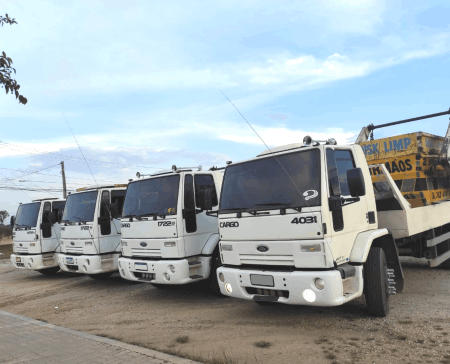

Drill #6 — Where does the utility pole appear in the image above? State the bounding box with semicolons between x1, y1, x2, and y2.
60;161;67;199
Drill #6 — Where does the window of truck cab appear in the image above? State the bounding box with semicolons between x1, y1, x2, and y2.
219;148;321;211
122;175;180;217
326;148;356;196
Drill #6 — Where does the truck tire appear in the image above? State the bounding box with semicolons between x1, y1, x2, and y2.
150;283;168;289
88;272;113;280
37;266;60;275
208;249;223;296
364;247;390;317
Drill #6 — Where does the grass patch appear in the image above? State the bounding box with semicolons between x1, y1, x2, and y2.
349;337;359;341
443;332;449;336
254;341;272;349
443;340;449;344
365;337;375;341
325;353;336;360
435;326;444;331
415;339;425;344
175;335;189;344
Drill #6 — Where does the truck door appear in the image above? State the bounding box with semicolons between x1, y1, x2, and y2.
326;148;370;262
51;201;65;251
40;201;53;253
98;190;120;252
183;174;219;256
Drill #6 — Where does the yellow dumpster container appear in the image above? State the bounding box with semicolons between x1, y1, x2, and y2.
358;132;450;207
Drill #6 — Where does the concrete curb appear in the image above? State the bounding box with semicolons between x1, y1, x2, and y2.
0;310;202;364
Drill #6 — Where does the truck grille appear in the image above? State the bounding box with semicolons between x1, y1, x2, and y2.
239;254;295;266
130;248;161;257
65;247;83;254
15;247;28;253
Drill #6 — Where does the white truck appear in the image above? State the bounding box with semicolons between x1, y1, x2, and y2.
57;183;127;279
118;165;223;292
10;197;66;275
216;109;450;316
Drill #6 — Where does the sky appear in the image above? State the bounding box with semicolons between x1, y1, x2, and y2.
1;0;450;220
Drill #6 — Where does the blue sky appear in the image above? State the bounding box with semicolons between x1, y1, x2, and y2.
1;0;450;219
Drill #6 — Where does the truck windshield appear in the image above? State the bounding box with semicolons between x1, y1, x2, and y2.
220;149;321;211
62;191;98;222
123;175;180;217
15;202;41;228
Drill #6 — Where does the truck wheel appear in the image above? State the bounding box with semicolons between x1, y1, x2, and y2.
208;249;224;296
37;266;60;275
150;283;167;289
364;247;390;317
88;272;113;280
440;258;450;269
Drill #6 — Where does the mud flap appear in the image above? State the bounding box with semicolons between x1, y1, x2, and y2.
372;234;404;293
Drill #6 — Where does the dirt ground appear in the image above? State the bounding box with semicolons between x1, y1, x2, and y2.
1;243;450;364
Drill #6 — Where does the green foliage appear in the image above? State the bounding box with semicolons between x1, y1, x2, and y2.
0;14;27;105
0;210;9;225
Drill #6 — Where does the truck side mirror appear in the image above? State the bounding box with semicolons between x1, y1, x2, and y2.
48;211;57;224
198;189;213;211
347;168;366;197
110;201;119;219
10;215;15;227
58;209;64;223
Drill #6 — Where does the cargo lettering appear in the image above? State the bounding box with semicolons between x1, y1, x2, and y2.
370;159;413;175
383;137;411;153
362;143;379;155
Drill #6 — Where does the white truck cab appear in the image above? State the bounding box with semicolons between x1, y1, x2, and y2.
119;165;223;292
57;183;127;278
216;139;403;316
10;197;66;275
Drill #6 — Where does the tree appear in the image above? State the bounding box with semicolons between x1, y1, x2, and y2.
0;14;27;105
0;210;10;225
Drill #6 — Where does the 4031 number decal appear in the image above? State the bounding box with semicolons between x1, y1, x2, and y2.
291;216;317;224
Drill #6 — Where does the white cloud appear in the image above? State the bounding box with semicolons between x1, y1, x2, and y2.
221;126;357;147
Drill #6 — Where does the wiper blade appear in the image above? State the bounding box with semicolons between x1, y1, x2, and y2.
253;203;290;206
122;214;142;220
219;207;251;211
219;207;257;215
140;213;167;219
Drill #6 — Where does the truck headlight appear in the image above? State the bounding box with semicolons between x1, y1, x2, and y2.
169;265;175;273
121;241;127;246
225;283;232;293
222;245;233;251
164;241;176;247
315;278;325;290
30;243;35;247
219;273;225;282
302;289;316;302
301;244;321;252
85;241;93;246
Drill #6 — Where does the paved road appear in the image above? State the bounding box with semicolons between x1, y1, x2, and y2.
0;311;200;364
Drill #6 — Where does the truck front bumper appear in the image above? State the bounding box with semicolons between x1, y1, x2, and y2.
11;253;58;271
58;253;119;274
216;266;363;307
118;256;211;285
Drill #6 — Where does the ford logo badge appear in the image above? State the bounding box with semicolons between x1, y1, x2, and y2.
140;242;147;247
257;245;269;252
70;242;75;246
19;243;22;247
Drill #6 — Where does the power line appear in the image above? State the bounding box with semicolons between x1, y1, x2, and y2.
0;167;117;183
63;113;98;186
0;141;159;170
